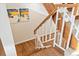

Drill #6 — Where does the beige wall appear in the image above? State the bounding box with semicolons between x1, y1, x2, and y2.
6;3;55;44
6;3;49;44
10;10;46;44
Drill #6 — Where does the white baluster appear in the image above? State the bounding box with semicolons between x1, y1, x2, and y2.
35;34;44;48
66;15;75;49
49;17;53;39
66;7;75;49
53;8;59;47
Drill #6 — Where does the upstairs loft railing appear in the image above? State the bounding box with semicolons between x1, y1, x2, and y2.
34;4;57;34
34;3;78;34
33;3;78;52
34;3;57;49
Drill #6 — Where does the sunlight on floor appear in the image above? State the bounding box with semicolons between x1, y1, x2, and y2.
71;43;79;56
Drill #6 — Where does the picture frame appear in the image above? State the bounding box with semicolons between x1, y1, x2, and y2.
7;8;30;23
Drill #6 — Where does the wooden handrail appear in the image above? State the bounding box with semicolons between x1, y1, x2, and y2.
55;4;78;8
43;3;57;14
34;5;57;34
34;3;78;34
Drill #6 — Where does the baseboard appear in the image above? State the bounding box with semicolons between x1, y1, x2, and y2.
15;32;55;45
15;36;36;45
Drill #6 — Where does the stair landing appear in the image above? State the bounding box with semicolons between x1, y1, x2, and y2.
15;39;64;56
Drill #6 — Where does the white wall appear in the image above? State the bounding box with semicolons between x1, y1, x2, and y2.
6;3;48;16
6;3;55;44
10;10;47;44
37;17;56;35
0;4;16;56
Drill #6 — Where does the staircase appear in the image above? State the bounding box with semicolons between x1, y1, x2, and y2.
34;3;57;49
34;3;79;56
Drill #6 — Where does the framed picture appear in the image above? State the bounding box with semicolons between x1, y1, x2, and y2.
19;8;29;22
7;9;19;18
7;9;19;23
7;8;30;23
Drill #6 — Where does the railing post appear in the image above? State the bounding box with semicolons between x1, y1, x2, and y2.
0;4;16;56
66;7;75;49
59;11;65;46
35;34;44;49
53;8;59;47
66;15;75;49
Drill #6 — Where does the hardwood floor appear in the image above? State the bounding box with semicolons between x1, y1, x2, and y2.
15;39;64;56
0;39;5;56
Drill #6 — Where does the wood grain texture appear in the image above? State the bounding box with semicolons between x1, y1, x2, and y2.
70;34;78;49
15;39;64;56
43;3;56;14
0;39;5;56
